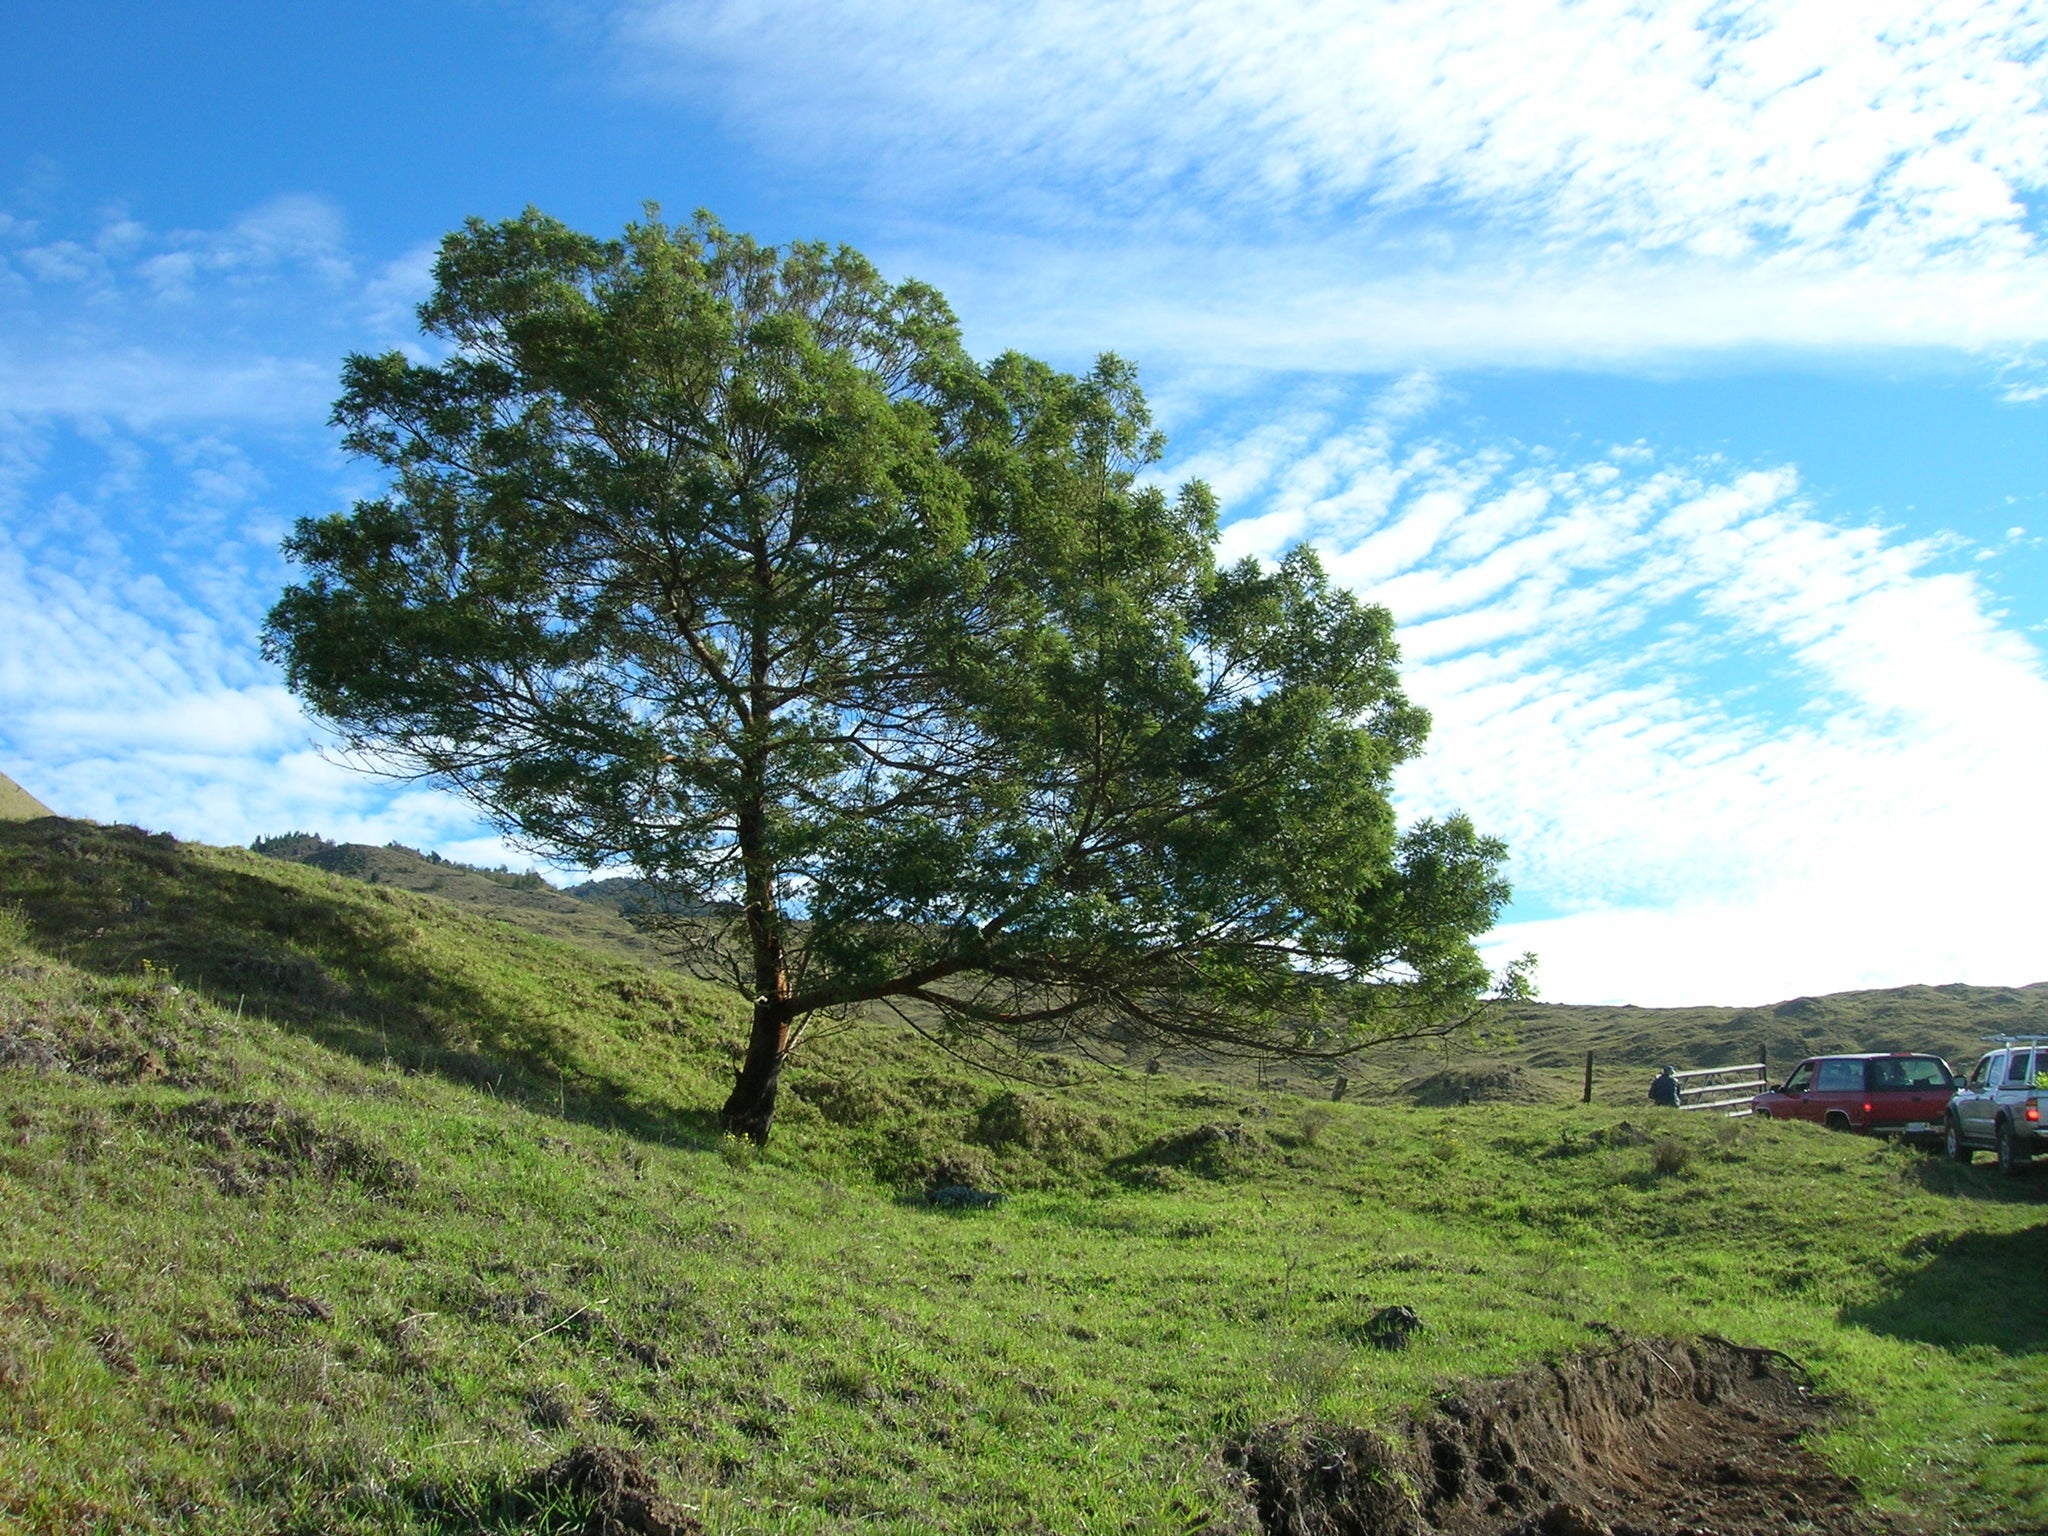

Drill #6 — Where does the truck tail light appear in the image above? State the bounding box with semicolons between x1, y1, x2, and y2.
1863;1102;1872;1116
2028;1100;2040;1124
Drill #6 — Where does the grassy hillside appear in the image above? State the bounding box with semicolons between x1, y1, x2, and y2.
241;831;2048;1113
1502;987;2048;1090
248;834;692;973
0;773;53;822
3;819;2044;1533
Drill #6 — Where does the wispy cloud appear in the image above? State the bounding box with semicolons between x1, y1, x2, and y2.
0;426;542;864
0;197;525;864
619;0;2048;363
624;0;2048;258
0;195;431;427
1186;378;2048;1002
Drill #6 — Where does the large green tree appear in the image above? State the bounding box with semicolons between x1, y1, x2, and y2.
266;209;1524;1142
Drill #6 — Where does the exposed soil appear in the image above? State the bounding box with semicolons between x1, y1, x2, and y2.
1227;1337;1901;1536
526;1444;701;1536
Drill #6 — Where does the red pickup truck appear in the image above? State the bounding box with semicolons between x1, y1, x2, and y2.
1750;1053;1958;1144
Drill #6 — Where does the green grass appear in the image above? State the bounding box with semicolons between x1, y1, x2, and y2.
2;819;2045;1533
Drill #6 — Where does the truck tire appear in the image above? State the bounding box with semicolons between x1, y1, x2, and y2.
1824;1111;1850;1131
1996;1120;2030;1176
1946;1117;1975;1164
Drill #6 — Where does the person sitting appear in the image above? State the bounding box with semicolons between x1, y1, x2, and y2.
1649;1066;1682;1107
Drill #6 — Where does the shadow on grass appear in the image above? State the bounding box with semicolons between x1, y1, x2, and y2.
1842;1221;2048;1355
1898;1153;2048;1206
0;818;728;1149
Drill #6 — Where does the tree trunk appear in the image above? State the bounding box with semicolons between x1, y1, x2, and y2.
723;526;789;1144
720;995;789;1143
720;884;791;1141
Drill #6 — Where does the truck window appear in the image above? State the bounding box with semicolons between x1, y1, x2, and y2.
1783;1062;1814;1092
1969;1055;1997;1090
1884;1056;1949;1097
1814;1059;1860;1092
2005;1051;2034;1087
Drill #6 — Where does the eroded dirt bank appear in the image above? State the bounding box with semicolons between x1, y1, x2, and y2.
1226;1337;1897;1536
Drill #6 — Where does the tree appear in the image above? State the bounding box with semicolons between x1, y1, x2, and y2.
265;209;1526;1143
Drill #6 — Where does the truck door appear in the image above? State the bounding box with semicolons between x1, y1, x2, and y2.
1891;1056;1953;1131
1999;1049;2036;1125
1776;1059;1816;1121
1961;1053;2002;1141
1811;1058;1864;1127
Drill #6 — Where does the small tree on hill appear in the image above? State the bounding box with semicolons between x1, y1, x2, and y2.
265;209;1527;1143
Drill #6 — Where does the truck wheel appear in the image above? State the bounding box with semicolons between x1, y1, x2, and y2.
1824;1111;1850;1131
1946;1118;1975;1164
1996;1121;2030;1176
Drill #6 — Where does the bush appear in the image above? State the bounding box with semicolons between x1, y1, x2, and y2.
1651;1136;1692;1176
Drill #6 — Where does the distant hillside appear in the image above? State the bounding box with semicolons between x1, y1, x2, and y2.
0;769;53;821
249;833;690;970
563;873;731;918
250;829;2047;1107
1499;983;2048;1094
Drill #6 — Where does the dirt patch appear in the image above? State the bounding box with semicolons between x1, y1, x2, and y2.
1226;1337;1895;1536
162;1097;419;1196
526;1444;700;1535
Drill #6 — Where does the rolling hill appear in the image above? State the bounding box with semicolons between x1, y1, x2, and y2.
248;831;2048;1107
2;815;2043;1533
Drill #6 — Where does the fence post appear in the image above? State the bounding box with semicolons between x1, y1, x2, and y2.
1331;1075;1349;1103
1583;1051;1593;1104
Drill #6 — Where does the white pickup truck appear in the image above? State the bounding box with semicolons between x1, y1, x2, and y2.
1945;1036;2046;1175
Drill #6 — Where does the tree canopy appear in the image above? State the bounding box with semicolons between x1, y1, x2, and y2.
265;208;1524;1141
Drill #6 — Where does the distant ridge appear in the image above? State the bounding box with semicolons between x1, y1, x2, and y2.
0;770;53;821
249;832;682;966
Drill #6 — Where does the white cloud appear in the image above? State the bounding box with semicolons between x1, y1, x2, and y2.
1191;379;2048;1003
623;0;2048;260
0;412;534;867
889;225;2048;373
618;0;2048;363
0;348;332;427
0;196;390;428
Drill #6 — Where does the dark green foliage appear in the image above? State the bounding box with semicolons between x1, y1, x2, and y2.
263;208;1519;1140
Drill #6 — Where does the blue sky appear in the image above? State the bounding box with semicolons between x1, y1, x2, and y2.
4;0;2047;1005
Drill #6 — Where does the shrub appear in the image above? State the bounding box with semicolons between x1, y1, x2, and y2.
1651;1136;1692;1176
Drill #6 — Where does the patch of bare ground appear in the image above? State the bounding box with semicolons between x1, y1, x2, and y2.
525;1445;701;1536
1225;1337;1901;1536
